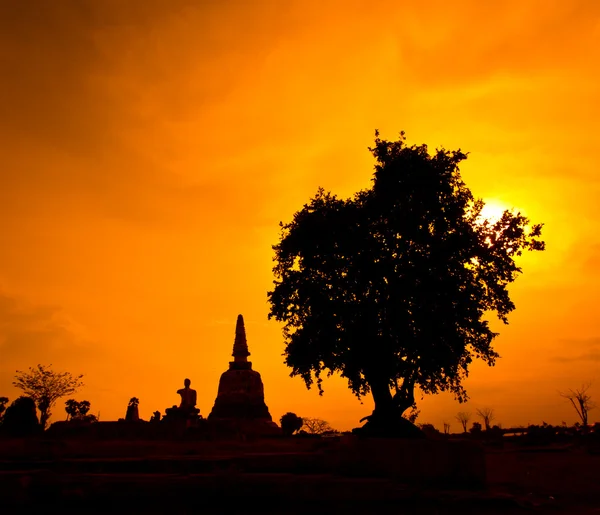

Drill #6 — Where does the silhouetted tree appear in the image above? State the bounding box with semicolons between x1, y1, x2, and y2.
65;399;93;421
455;411;471;432
443;422;451;434
13;364;84;429
78;400;91;416
1;396;39;436
0;396;8;422
469;422;483;436
301;417;333;435
476;407;495;430
419;423;440;438
268;131;544;435
280;412;303;436
560;383;596;428
65;399;79;421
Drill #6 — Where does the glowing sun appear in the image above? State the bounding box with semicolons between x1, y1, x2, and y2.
479;198;513;224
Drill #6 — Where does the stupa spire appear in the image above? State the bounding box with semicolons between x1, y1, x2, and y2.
232;314;250;363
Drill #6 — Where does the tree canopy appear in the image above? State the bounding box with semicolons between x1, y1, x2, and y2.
280;412;303;436
1;396;40;436
13;364;84;429
268;131;544;432
65;399;92;422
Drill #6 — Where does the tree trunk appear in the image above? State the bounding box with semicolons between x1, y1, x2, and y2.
354;373;423;438
40;410;49;430
370;377;396;417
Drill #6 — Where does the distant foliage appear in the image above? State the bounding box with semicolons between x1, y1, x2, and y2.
560;383;596;428
13;364;84;429
476;407;495;431
469;422;483;435
301;417;334;435
280;412;303;436
525;423;560;445
65;399;96;423
1;396;40;436
418;423;440;438
455;412;471;432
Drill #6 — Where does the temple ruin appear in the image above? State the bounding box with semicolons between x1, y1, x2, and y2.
208;314;278;433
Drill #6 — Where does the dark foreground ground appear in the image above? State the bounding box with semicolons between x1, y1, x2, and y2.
0;437;599;514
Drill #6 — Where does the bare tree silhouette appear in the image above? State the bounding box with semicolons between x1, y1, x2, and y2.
560;383;596;428
455;411;471;432
301;417;333;434
476;407;495;430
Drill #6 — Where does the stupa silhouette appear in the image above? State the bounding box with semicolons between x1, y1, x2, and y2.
208;314;276;426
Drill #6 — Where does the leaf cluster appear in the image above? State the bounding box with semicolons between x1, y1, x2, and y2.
280;412;303;435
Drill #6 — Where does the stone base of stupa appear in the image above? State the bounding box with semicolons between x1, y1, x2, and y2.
206;417;281;438
209;370;273;420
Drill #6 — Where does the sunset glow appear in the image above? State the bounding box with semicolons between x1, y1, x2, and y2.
1;0;599;432
480;199;514;224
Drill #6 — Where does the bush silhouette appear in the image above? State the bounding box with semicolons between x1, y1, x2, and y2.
1;396;40;436
280;412;303;436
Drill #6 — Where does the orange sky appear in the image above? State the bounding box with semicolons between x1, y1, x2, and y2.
1;0;599;431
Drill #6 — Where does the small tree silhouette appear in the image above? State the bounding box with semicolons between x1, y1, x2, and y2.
65;399;79;421
280;412;303;436
2;396;39;436
78;400;91;416
470;421;483;436
301;417;333;435
560;383;596;428
455;411;471;432
476;407;495;431
65;399;93;421
13;364;84;429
